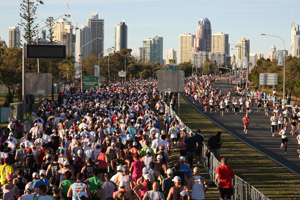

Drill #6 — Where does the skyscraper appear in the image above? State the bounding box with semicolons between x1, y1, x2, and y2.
193;17;211;53
292;35;300;57
115;21;127;52
8;26;20;48
166;48;177;64
179;33;195;63
268;46;277;60
291;21;300;56
212;32;229;55
87;13;104;58
53;18;75;56
139;47;143;62
142;36;163;65
237;38;250;61
77;25;92;61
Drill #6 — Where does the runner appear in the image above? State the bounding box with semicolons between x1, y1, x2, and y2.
290;112;297;136
203;97;208;113
209;97;214;114
270;112;278;137
279;126;289;154
242;113;250;134
219;99;225;117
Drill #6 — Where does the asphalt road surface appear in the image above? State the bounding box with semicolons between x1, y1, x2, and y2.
184;81;300;176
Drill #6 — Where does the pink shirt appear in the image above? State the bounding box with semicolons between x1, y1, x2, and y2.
130;161;145;181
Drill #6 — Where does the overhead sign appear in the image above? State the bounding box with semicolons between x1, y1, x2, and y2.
169;65;177;69
242;57;248;69
259;73;278;86
26;44;66;59
157;70;185;92
118;70;126;77
237;59;241;69
82;76;98;90
25;73;52;95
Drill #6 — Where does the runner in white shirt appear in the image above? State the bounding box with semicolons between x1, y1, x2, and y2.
279;126;289;154
270;112;278;137
168;123;178;152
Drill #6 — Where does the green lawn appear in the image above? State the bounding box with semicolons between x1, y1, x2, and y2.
175;94;300;200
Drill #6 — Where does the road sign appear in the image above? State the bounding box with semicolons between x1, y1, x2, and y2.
25;73;52;95
259;73;278;86
118;70;126;77
82;76;98;89
169;65;177;69
157;70;185;92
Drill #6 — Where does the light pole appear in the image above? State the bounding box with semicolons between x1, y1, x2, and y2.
261;33;286;101
107;47;115;83
124;52;130;82
80;37;102;90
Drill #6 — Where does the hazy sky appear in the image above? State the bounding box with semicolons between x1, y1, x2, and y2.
1;0;300;61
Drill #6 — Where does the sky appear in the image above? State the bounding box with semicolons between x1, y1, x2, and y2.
1;0;300;61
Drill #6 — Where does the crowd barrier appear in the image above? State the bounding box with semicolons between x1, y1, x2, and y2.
164;103;270;200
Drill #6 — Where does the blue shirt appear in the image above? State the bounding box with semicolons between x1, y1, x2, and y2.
33;178;50;188
180;164;192;179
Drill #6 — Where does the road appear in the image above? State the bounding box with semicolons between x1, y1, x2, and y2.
184;81;300;176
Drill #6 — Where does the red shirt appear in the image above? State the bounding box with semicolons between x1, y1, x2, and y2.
216;165;235;188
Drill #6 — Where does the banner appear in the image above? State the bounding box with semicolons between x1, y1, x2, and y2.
277;50;284;66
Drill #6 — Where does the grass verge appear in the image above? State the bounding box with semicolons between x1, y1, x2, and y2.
176;94;300;200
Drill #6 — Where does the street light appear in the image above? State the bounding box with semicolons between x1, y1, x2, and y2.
261;33;286;101
107;47;115;83
79;37;102;90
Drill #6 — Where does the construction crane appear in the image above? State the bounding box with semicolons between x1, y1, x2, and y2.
67;3;79;35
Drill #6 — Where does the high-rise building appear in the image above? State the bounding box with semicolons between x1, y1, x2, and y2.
193;51;230;70
115;21;127;52
212;32;229;55
8;26;20;48
77;25;92;61
230;55;236;65
193;17;211;53
87;13;104;58
53;18;75;57
291;21;300;56
268;46;277;60
139;47;143;62
292;35;300;57
179;33;195;63
166;48;177;64
237;38;250;62
142;36;163;65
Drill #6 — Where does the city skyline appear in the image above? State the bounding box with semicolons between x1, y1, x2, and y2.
1;0;300;61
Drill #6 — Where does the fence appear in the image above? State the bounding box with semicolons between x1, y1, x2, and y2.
164;103;270;200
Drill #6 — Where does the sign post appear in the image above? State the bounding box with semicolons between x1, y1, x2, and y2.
82;76;98;90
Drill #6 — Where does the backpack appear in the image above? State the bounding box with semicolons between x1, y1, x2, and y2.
207;136;216;149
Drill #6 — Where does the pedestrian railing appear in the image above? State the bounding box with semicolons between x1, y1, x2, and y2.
164;103;270;200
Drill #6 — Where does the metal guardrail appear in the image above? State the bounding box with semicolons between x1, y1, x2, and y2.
164;103;270;200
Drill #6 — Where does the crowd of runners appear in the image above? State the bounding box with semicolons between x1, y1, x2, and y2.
0;79;217;200
184;75;300;156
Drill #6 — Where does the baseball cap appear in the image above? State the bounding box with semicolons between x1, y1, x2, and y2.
146;149;151;154
143;174;151;181
157;155;163;160
77;149;83;155
63;161;70;166
161;130;165;134
39;169;46;176
59;148;65;153
180;190;189;197
155;133;160;138
7;174;13;180
96;143;101;147
221;157;227;164
133;142;137;146
8;136;12;140
142;167;148;174
9;132;13;136
193;167;200;173
25;183;33;191
167;168;173;175
179;156;185;162
87;142;92;146
172;176;181;183
119;181;126;187
75;134;80;139
111;142;116;146
46;154;51;159
32;172;39;178
27;148;32;154
117;166;123;171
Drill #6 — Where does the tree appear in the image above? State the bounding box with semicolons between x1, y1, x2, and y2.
82;52;98;76
202;59;217;75
177;61;192;77
19;0;39;44
46;17;54;44
0;47;22;103
58;55;75;86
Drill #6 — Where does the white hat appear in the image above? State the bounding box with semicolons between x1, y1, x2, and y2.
25;183;33;191
193;167;200;173
39;169;46;176
96;143;101;147
161;130;165;134
117;166;123;171
9;132;13;136
32;172;39;178
46;154;51;159
157;155;163;160
179;156;185;162
8;136;12;140
119;181;126;187
126;135;131;139
167;168;173;175
172;176;181;183
180;190;189;197
142;167;148;174
77;149;83;155
143;174;151;181
63;161;69;166
87;142;92;146
79;192;88;198
146;149;151;154
155;133;160;138
111;142;116;146
133;142;137;146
